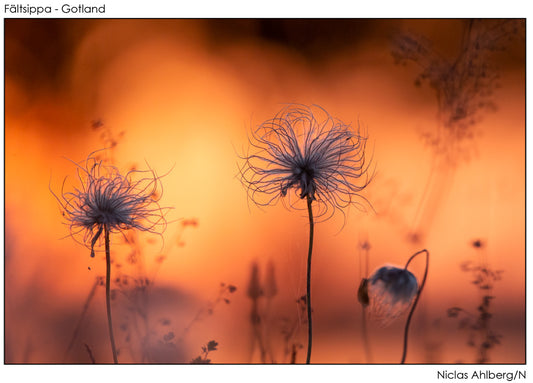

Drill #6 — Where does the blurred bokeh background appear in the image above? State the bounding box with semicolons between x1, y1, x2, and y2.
4;19;525;364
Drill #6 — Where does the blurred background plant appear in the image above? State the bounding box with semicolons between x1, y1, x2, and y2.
178;282;237;344
447;239;503;363
245;259;308;363
392;19;525;244
191;340;219;364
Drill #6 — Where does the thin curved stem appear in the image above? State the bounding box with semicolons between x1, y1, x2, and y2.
105;225;119;364
401;249;429;364
305;196;315;364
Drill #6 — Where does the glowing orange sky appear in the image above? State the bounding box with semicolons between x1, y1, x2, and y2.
4;19;525;364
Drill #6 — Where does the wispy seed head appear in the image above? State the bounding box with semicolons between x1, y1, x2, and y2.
239;104;372;220
51;151;169;257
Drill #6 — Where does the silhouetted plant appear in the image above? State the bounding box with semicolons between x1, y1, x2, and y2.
91;119;124;165
263;259;278;362
51;150;169;363
191;340;219;364
392;19;523;163
63;276;103;362
59;124;197;363
279;295;307;363
240;104;372;363
247;261;267;363
358;249;429;363
392;20;524;244
84;343;96;364
245;260;280;363
447;239;502;363
112;217;198;362
178;283;237;343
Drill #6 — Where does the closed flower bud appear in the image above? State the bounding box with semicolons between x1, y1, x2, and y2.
367;266;418;326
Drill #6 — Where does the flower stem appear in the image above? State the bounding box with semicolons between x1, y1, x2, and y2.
104;224;118;364
401;249;429;364
305;196;314;364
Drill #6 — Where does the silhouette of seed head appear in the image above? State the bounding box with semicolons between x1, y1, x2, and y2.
51;151;169;257
239;104;372;221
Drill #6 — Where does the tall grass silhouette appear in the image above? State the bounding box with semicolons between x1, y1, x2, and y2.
51;151;169;363
239;104;372;363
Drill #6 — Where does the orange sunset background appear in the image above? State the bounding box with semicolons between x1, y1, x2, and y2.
4;19;525;364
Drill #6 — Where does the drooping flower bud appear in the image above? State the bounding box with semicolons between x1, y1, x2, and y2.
367;266;418;326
